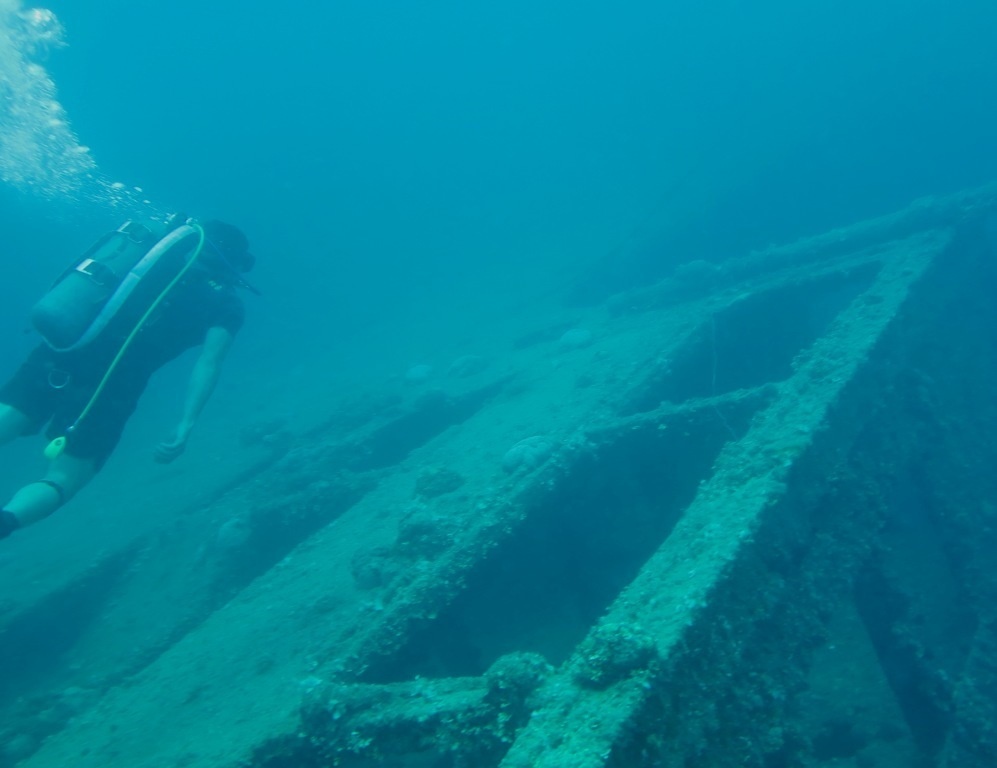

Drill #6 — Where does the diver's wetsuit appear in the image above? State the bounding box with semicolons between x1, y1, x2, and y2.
0;274;244;468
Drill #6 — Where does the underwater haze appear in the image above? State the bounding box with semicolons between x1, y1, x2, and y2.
7;1;997;308
3;0;997;766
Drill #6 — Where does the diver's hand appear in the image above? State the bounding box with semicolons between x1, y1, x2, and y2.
154;432;189;464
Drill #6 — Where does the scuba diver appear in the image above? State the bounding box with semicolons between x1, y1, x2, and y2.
0;217;257;540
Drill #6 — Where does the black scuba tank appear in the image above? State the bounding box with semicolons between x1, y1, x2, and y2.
30;215;197;351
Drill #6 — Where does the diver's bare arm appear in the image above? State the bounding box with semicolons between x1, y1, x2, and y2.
177;326;234;439
154;326;233;462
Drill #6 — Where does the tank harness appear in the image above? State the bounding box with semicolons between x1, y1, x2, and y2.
31;218;207;460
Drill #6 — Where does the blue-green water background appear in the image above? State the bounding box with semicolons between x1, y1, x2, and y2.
2;0;997;502
1;3;997;761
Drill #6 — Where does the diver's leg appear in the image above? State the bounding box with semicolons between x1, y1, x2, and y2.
2;452;97;528
0;403;32;445
0;397;51;538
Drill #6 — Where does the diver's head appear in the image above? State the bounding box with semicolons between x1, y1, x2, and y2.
200;219;255;275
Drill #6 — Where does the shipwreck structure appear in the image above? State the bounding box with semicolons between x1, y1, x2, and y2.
3;185;997;767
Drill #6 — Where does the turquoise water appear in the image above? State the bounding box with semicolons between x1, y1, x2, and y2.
6;1;997;311
2;1;997;766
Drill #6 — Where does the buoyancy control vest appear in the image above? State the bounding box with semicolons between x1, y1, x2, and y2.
32;217;208;460
31;214;203;352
